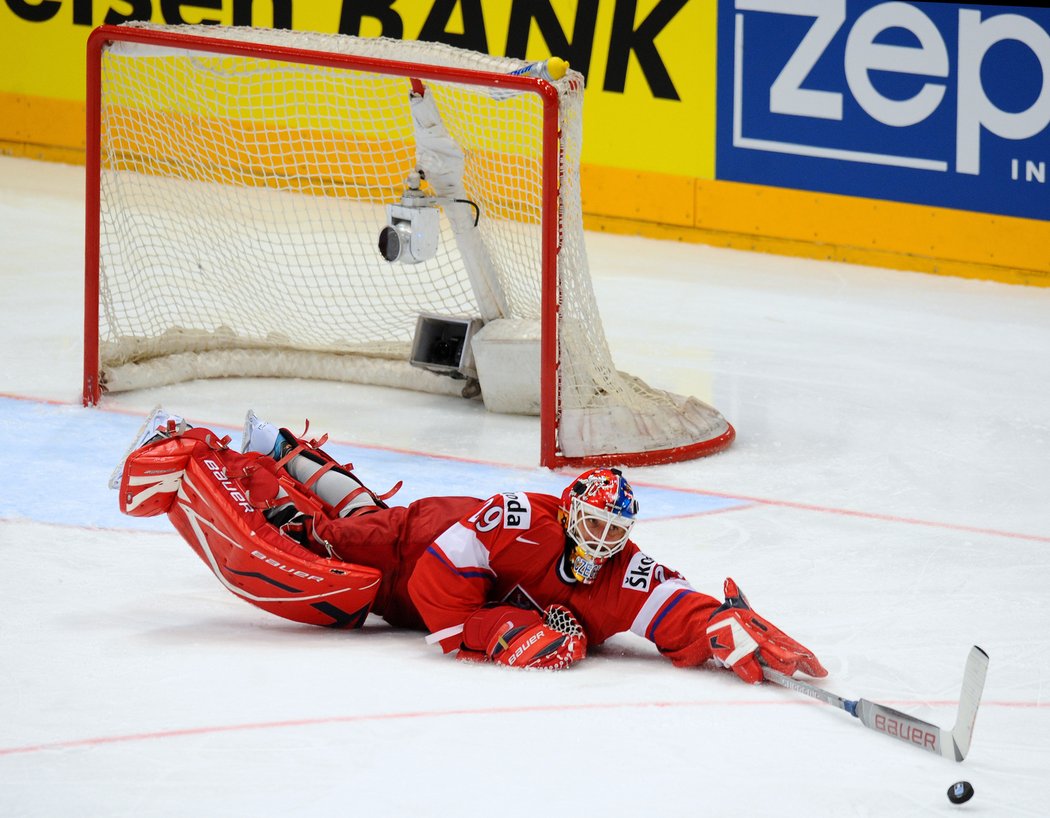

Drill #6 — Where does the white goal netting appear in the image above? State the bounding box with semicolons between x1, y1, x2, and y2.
89;23;732;465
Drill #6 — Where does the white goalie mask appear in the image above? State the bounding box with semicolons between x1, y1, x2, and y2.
560;468;638;584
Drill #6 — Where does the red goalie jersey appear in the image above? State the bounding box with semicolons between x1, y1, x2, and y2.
118;413;825;679
315;490;722;665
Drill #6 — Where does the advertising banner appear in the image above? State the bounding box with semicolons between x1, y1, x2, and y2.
0;0;715;180
717;0;1050;221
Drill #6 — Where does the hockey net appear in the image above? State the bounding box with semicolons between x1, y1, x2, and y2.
84;22;734;467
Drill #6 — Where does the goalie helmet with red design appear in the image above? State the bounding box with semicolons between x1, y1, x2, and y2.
560;468;639;584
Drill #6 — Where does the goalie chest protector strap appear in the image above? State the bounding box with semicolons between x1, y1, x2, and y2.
120;429;383;628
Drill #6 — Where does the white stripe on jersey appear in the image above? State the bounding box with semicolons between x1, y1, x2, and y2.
629;577;696;640
433;522;492;573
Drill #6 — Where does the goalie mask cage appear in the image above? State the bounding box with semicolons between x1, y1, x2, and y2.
84;23;734;468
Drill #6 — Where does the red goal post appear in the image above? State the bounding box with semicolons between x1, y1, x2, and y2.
84;23;734;467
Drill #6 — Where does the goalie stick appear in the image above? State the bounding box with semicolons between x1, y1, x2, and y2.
761;645;988;762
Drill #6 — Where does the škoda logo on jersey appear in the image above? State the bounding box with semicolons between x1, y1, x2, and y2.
622;552;666;592
720;0;1050;220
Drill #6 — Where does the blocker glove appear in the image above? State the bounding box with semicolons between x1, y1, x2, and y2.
706;577;827;684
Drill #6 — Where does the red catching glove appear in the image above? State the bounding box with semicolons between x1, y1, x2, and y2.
706;578;827;684
458;604;587;670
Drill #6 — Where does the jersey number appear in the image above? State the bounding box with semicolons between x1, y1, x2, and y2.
468;493;532;533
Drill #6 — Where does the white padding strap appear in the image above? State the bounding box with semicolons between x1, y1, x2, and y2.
425;624;464;645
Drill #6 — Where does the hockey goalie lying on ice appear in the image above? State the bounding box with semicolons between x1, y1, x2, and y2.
114;408;827;677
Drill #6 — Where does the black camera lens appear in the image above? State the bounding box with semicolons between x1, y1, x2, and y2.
378;225;401;261
429;334;463;367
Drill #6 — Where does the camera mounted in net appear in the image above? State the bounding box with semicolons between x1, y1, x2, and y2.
378;170;441;264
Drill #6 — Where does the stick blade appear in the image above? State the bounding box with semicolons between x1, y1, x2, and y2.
948;645;989;762
855;698;948;756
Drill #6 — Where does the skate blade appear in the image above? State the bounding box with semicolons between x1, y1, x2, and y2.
108;404;165;490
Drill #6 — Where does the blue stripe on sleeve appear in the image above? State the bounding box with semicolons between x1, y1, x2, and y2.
646;589;691;641
424;545;494;580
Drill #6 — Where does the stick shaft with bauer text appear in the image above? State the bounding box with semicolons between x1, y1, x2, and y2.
762;646;988;761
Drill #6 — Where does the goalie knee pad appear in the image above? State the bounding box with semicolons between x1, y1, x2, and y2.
269;423;402;517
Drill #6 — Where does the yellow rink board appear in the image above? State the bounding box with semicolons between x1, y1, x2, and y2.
580;166;1050;287
4;90;1048;287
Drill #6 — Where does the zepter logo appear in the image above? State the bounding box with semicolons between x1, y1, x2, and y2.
733;0;1050;179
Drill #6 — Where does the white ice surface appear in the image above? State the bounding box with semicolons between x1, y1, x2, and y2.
1;155;1048;817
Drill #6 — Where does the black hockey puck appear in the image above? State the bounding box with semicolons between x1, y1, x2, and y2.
947;781;974;804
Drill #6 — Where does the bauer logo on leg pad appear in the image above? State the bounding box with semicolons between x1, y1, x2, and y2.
250;550;326;583
202;458;254;514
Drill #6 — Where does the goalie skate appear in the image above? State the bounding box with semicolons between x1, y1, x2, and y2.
241;409;285;457
108;405;188;489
